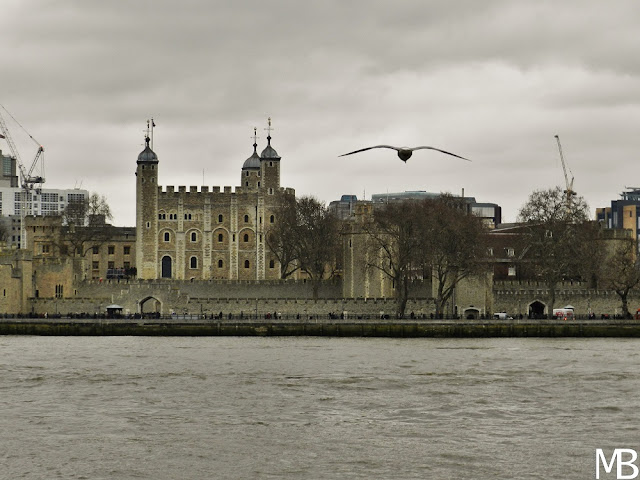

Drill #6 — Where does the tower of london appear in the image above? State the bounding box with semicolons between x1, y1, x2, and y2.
135;119;294;280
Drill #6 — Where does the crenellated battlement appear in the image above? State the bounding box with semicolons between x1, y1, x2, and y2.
156;185;295;197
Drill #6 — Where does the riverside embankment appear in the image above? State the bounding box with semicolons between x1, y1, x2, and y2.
1;317;640;337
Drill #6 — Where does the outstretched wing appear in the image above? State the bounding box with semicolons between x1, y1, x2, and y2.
338;145;400;157
411;146;471;161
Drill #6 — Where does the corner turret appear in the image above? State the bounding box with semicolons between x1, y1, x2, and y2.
260;118;281;194
241;127;261;191
136;134;159;279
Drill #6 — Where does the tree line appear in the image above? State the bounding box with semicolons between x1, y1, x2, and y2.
267;187;640;318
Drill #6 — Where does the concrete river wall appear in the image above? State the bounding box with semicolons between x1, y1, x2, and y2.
2;318;640;337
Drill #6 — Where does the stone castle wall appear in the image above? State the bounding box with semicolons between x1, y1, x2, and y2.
493;281;639;317
28;278;434;317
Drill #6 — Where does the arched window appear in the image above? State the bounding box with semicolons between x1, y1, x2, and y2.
269;259;275;268
164;232;170;242
218;259;223;268
190;256;197;269
191;232;197;242
244;214;249;223
244;260;250;269
243;233;249;242
218;214;223;223
218;233;223;242
270;215;275;223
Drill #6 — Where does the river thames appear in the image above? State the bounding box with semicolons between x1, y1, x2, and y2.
1;336;637;479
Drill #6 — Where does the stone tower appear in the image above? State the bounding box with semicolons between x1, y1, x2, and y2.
260;118;281;194
240;128;262;191
136;135;159;279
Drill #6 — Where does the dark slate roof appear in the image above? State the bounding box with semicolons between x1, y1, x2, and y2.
260;137;280;160
137;139;158;163
242;145;261;169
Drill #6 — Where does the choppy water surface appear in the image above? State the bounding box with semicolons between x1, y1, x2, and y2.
1;336;638;479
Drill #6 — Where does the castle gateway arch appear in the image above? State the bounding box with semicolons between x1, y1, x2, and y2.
140;296;162;315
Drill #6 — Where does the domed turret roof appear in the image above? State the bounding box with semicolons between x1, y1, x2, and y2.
260;136;280;160
260;118;280;160
243;143;261;170
137;137;158;163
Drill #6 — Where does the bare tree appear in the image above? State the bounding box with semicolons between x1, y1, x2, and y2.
362;201;425;317
365;197;487;318
0;221;8;243
601;237;640;318
422;196;488;318
294;197;340;300
61;192;114;256
518;186;591;316
266;195;340;299
265;193;300;279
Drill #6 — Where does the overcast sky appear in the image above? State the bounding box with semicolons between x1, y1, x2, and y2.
2;0;639;226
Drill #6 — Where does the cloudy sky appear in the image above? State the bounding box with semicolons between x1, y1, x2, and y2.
2;0;639;226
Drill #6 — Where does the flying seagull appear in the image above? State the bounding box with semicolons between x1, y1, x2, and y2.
339;145;470;162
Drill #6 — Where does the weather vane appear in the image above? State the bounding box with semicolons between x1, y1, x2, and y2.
265;117;273;138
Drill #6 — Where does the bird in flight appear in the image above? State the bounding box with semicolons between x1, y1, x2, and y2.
339;145;470;162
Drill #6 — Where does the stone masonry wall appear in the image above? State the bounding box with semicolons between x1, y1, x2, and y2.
494;281;640;317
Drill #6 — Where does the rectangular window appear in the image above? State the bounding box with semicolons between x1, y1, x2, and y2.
108;245;115;255
2;157;12;176
508;266;516;276
92;261;99;270
93;246;99;254
123;246;131;255
67;193;86;203
108;261;115;269
123;261;130;269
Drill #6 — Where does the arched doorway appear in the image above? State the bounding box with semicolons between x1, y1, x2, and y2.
140;296;162;316
463;308;480;319
529;300;546;319
161;256;172;278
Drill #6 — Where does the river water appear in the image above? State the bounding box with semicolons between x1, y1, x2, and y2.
1;336;637;479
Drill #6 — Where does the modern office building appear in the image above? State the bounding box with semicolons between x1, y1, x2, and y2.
596;188;640;244
368;190;502;227
0;148;89;248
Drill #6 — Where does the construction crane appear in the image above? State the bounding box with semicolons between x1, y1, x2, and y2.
0;105;45;248
554;134;575;205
